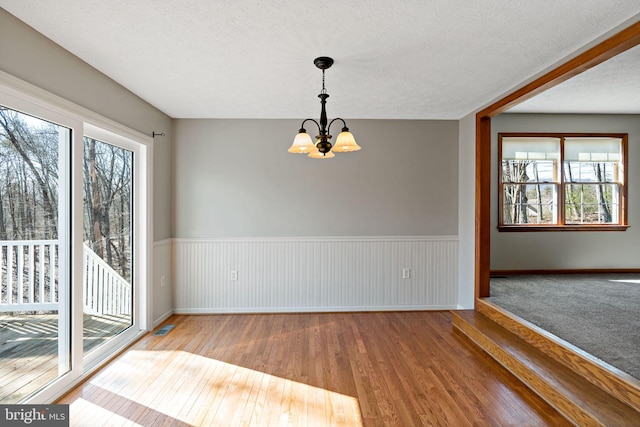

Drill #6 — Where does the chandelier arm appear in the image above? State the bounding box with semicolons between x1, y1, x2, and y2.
300;118;321;134
328;118;348;134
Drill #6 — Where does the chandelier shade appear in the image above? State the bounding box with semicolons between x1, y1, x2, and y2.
332;128;361;152
308;148;335;159
288;57;360;159
288;129;315;153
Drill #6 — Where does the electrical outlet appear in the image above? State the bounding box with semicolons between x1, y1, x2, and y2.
230;270;238;281
402;268;411;279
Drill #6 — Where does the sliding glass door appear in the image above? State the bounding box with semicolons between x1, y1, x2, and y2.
0;106;71;403
0;80;150;403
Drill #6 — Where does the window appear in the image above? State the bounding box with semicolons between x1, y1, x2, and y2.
499;133;628;231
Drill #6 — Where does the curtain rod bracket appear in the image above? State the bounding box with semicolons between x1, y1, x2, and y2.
152;132;165;138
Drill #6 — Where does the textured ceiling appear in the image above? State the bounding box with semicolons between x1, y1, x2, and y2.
508;44;640;114
1;1;639;119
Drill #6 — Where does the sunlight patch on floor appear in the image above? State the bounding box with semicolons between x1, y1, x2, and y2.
69;350;363;426
609;279;640;284
70;398;143;426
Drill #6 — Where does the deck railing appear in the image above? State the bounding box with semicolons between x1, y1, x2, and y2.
0;240;58;312
82;244;131;316
0;240;130;315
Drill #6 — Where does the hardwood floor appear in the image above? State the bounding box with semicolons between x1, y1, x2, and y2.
59;312;570;426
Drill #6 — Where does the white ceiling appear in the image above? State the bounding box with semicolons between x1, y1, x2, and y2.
1;1;639;119
508;43;640;114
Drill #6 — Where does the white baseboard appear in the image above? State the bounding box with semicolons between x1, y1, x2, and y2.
173;305;458;314
152;309;174;327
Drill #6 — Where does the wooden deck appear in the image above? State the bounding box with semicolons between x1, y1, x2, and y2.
0;312;131;403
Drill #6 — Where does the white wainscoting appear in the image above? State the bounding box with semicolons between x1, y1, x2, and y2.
173;236;458;313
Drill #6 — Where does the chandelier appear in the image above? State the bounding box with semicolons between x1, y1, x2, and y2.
288;57;361;158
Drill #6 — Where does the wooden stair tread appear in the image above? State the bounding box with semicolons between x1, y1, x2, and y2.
477;298;640;412
453;310;640;426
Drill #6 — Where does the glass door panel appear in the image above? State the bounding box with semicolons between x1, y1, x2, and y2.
0;106;70;402
82;137;133;355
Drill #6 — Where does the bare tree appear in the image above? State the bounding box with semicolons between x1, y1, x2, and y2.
565;163;580;221
594;163;612;222
1;107;132;282
0;108;59;239
83;138;132;281
503;160;530;224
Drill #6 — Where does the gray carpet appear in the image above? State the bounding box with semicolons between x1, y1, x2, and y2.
487;274;640;380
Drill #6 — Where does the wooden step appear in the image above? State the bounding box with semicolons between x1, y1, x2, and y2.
477;299;640;413
452;310;640;427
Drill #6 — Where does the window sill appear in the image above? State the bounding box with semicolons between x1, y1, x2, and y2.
498;225;630;232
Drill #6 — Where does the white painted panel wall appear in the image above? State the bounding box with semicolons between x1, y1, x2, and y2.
173;237;458;313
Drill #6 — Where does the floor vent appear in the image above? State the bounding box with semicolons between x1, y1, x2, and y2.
154;324;175;336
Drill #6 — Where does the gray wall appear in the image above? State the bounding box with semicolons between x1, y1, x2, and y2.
492;113;640;269
458;113;476;308
174;119;458;238
0;8;173;241
1;9;174;323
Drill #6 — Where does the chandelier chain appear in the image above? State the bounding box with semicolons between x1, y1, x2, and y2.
321;69;327;94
